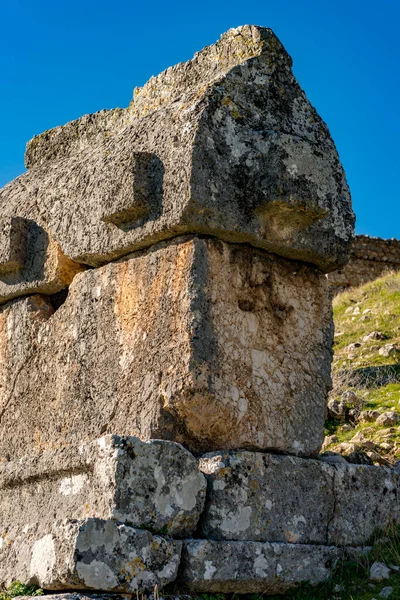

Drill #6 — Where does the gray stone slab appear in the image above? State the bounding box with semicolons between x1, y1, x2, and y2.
199;451;400;546
179;539;341;594
0;435;206;538
0;237;332;457
329;464;400;546
0;26;354;277
199;451;334;544
0;518;182;592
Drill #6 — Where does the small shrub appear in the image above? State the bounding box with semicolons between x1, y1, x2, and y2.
0;582;43;600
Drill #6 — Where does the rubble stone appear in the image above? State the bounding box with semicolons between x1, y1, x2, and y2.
360;410;381;423
379;344;399;358
0;237;332;457
379;587;394;599
370;562;392;582
376;412;400;426
328;235;400;293
345;450;374;465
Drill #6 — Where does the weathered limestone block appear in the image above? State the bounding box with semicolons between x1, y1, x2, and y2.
0;217;28;275
179;539;341;594
199;451;334;544
0;518;182;591
0;237;332;457
0;218;84;305
329;463;400;546
0;25;354;274
0;435;206;537
198;451;400;546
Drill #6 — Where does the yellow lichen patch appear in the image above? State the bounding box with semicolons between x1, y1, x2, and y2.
249;479;260;491
121;556;146;577
221;97;243;120
216;467;232;479
256;200;329;240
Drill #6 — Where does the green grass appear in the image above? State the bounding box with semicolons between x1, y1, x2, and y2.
332;271;400;371
324;272;400;462
0;582;43;600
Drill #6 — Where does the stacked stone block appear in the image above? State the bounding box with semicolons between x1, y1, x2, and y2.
0;24;391;597
0;437;398;593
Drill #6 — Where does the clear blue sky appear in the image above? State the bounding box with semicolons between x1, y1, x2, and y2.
1;0;398;238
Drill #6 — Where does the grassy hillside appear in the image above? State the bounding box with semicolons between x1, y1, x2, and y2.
325;271;400;464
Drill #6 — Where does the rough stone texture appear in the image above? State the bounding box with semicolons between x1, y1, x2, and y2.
328;234;400;293
199;451;334;544
198;451;400;546
0;236;332;458
370;562;392;582
0;435;206;537
179;539;341;593
0;25;354;279
329;463;400;546
0;518;182;591
0;219;84;305
0;217;28;275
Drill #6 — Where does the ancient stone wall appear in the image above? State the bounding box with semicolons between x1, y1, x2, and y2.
328;235;400;292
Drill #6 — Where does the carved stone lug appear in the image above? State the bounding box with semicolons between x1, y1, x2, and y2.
101;152;164;227
0;220;85;305
0;216;28;275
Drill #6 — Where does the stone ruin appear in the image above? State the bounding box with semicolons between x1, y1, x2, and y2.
328;234;400;293
0;24;398;596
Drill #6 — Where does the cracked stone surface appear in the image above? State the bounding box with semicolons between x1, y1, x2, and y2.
0;25;354;279
0;518;182;591
179;539;342;593
0;237;332;457
329;463;400;546
0;435;206;538
199;451;334;544
198;451;400;546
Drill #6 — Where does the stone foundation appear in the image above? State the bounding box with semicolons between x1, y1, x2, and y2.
0;436;397;593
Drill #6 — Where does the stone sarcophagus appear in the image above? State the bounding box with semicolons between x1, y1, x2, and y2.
0;25;369;597
0;25;353;458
